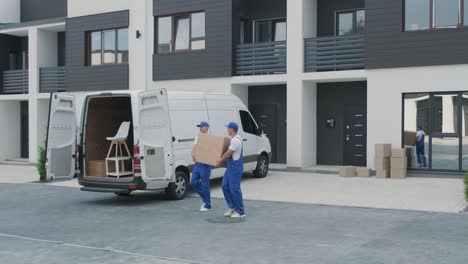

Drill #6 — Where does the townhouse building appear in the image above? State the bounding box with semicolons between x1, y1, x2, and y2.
1;0;467;174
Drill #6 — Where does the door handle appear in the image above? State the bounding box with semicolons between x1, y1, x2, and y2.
243;139;248;142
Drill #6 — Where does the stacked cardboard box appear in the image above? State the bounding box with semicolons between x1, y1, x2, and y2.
356;167;371;177
340;166;357;177
374;144;391;178
391;148;408;179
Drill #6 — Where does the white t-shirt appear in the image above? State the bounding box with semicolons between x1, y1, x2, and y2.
229;135;243;161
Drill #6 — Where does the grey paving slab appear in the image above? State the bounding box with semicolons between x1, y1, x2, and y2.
0;183;467;264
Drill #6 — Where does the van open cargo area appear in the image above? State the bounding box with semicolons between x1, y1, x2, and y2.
84;96;134;179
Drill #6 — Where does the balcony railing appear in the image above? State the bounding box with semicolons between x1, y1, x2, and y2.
2;70;29;94
305;34;365;72
235;41;286;76
40;66;66;93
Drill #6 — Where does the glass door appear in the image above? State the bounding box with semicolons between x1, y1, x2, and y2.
429;93;461;171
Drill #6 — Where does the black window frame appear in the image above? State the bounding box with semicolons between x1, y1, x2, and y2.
402;91;467;172
239;110;260;135
85;27;129;66
335;9;366;36
403;0;467;32
156;11;206;54
253;17;287;43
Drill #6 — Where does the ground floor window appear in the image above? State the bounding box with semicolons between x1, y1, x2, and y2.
403;92;468;171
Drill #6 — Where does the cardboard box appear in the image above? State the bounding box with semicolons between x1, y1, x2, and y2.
391;157;408;169
340;166;357;177
404;131;417;146
374;157;390;171
375;144;392;157
391;148;407;158
88;160;106;177
376;169;390;179
391;168;407;179
193;133;230;167
356;167;371;177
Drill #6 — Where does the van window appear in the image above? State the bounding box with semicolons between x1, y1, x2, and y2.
240;110;259;135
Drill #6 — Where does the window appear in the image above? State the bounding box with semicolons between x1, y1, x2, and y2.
86;28;128;66
336;10;366;36
403;92;468;171
404;0;466;31
156;11;206;53
240;110;259;135
254;18;287;43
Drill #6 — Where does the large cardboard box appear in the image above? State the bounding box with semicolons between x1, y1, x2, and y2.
356;167;371;177
88;160;106;177
193;133;230;167
376;169;390;179
391;148;407;158
375;144;392;157
374;157;390;171
391;168;407;179
391;157;408;169
340;166;357;177
404;131;417;146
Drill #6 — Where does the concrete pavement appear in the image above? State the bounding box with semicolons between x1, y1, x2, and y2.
0;183;467;264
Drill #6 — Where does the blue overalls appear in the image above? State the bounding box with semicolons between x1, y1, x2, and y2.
191;162;212;209
222;137;245;215
416;132;427;168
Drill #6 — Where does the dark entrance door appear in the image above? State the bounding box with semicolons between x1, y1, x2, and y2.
250;104;282;163
343;104;367;166
20;101;29;159
248;85;287;164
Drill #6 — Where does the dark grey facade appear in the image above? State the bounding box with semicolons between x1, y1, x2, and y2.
57;32;66;66
65;11;129;92
317;82;367;166
317;0;364;37
21;0;67;22
366;0;468;69
0;35;20;93
153;0;233;81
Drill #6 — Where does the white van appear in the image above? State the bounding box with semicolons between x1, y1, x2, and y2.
46;89;272;199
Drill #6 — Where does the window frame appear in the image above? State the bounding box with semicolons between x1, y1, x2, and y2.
403;0;466;32
335;9;366;36
252;17;287;43
156;11;206;54
86;27;129;66
239;110;260;136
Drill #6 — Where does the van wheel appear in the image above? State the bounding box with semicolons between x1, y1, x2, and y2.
253;154;269;178
114;191;132;197
166;171;188;200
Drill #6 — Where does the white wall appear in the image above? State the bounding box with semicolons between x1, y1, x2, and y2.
367;64;468;168
67;0;130;17
37;99;50;149
0;0;20;23
0;101;21;161
152;77;233;94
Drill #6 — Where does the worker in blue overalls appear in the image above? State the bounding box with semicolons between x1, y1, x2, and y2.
191;121;212;212
216;122;245;218
416;125;428;168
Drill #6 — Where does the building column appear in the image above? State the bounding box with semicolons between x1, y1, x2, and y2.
286;0;317;168
28;28;39;162
129;0;151;91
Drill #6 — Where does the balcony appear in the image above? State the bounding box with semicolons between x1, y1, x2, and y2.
235;41;287;76
304;34;365;72
2;70;29;94
39;66;66;93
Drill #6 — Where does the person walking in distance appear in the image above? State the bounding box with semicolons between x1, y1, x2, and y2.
217;122;245;218
416;125;428;168
191;121;212;212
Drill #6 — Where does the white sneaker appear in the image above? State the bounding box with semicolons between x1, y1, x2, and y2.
224;208;235;217
230;212;246;218
199;203;212;212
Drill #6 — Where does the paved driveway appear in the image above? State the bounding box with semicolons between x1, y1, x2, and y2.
0;183;468;264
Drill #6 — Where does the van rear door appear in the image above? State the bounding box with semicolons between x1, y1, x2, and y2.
138;89;175;181
46;94;77;181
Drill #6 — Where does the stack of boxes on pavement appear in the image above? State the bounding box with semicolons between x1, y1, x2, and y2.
339;143;409;179
374;144;391;178
390;148;408;179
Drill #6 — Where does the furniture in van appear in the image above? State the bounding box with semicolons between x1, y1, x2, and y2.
105;121;132;178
